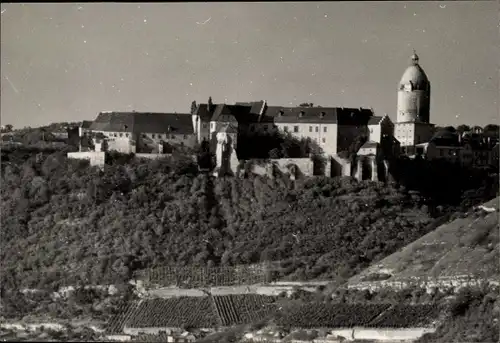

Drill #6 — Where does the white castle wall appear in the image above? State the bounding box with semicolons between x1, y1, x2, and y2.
330;327;435;341
247;158;314;178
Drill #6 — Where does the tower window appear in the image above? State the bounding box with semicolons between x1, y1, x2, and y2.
294;126;299;133
284;126;288;132
323;127;327;133
322;138;326;143
315;126;319;133
309;126;313;132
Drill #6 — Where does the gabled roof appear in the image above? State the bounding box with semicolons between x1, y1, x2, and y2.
81;120;93;129
367;116;383;125
89;112;194;135
194;104;216;121
210;104;255;123
134;113;193;135
360;141;380;149
235;100;266;115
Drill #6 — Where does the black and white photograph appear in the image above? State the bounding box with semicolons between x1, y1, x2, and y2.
1;1;499;342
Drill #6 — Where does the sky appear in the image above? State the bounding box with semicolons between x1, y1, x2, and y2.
1;2;499;129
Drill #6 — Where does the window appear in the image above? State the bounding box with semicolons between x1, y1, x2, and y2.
294;126;299;133
157;134;162;139
309;126;313;133
323;127;327;133
171;135;176;139
284;126;288;132
202;123;207;128
125;133;129;138
322;138;326;143
183;134;188;139
113;133;117;137
152;134;156;139
119;133;123;137
315;126;319;132
142;134;147;138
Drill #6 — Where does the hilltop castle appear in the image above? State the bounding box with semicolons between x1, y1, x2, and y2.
70;53;498;176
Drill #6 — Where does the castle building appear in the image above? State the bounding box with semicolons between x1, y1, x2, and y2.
394;52;435;151
192;100;382;158
82;111;195;153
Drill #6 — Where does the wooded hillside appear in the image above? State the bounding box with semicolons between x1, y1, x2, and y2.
0;148;497;291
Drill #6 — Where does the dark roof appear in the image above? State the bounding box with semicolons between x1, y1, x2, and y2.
235;100;266;115
211;104;256;123
367;116;383;125
134;113;193;134
194;104;216;121
89;112;193;135
360;141;380;149
81;120;93;129
261;106;373;125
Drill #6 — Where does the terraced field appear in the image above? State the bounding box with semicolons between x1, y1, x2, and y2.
276;303;392;328
212;294;277;326
369;304;441;328
124;297;219;329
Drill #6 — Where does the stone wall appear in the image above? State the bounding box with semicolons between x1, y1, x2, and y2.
246;158;314;178
348;275;498;294
329;327;435;341
135;153;172;160
67;152;106;168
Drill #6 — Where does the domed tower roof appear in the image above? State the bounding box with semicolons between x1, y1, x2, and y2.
399;50;429;89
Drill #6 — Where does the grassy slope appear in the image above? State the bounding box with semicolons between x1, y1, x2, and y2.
348;197;499;285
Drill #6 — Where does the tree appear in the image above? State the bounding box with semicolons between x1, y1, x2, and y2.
456;124;471;134
1;124;13;133
483;124;499;137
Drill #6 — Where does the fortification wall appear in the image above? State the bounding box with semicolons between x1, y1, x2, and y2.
135;153;172;160
247;158;314;178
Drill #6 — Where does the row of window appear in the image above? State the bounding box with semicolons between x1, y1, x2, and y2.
143;133;189;140
108;132;130;138
101;132;188;140
208;122;329;134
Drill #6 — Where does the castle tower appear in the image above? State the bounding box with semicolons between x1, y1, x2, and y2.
213;124;239;177
395;51;434;148
397;51;430;124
